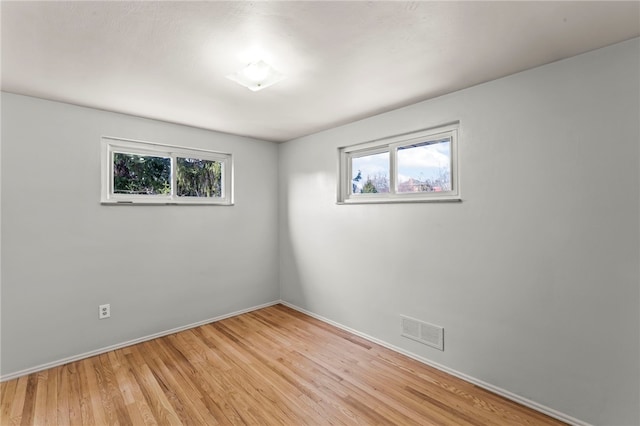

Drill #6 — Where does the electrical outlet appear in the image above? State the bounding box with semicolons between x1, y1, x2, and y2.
99;304;111;319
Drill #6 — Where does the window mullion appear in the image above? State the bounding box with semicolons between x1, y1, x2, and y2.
171;153;177;200
346;153;353;196
390;147;397;196
221;159;227;200
108;148;115;197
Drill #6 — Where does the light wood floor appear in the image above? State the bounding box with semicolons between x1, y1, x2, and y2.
1;304;565;425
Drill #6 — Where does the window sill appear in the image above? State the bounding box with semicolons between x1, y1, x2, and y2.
337;197;461;205
101;200;234;206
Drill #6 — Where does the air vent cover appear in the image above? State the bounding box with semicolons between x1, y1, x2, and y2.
401;315;444;351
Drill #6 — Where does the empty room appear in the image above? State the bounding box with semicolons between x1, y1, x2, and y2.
1;1;639;425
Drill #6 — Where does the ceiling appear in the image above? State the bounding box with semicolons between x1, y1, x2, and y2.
1;1;638;143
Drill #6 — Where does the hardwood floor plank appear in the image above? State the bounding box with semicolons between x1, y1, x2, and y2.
229;315;357;425
106;350;154;425
0;378;17;424
250;309;475;425
43;370;58;426
63;364;83;426
54;366;70;426
144;347;216;425
8;376;28;426
125;346;183;426
82;357;109;426
195;325;305;424
76;360;97;425
31;372;47;426
96;353;132;425
0;304;568;425
19;374;37;425
222;320;341;424
162;331;249;423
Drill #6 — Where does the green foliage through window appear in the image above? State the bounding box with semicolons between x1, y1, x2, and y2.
361;179;378;193
113;153;171;195
177;158;222;197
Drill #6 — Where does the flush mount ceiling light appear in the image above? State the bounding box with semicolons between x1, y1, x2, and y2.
226;60;285;92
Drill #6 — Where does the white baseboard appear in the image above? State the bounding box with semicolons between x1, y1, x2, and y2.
279;300;591;426
0;300;280;383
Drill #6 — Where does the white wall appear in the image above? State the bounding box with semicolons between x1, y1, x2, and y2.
0;93;280;376
279;38;640;425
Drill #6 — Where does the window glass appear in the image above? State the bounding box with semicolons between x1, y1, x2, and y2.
113;152;171;195
177;158;223;198
351;151;390;194
397;138;451;193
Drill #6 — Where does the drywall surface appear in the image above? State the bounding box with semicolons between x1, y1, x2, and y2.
1;93;279;376
279;38;640;425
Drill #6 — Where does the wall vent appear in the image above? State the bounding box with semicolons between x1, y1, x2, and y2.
401;315;444;351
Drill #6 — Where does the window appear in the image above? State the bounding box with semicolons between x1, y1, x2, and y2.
338;123;459;203
101;137;232;205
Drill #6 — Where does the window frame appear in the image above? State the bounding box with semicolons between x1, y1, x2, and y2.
338;123;460;204
101;136;233;205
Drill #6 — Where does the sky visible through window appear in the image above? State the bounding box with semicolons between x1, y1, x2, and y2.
352;151;389;193
398;138;451;192
351;138;451;193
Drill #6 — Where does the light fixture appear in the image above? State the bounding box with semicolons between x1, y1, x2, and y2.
226;60;285;92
